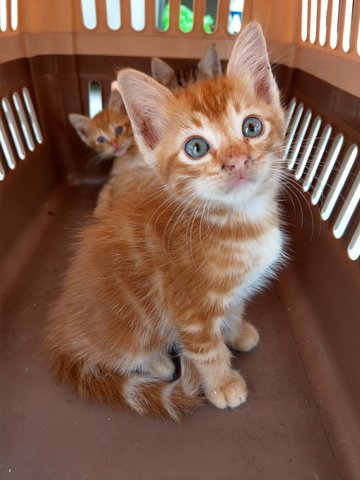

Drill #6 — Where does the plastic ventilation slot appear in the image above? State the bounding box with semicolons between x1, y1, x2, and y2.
330;0;340;49
295;116;322;180
227;0;243;35
88;81;103;118
0;156;4;180
106;0;121;30
303;0;359;53
285;97;297;132
11;0;18;30
0;117;16;169
81;0;97;30
284;103;304;159
303;124;332;192
319;0;329;46
204;0;219;34
321;144;358;220
288;108;312;170
310;0;318;44
131;0;145;31
2;98;26;160
22;88;43;144
333;171;360;239
348;223;360;261
180;0;194;33
12;92;35;152
312;134;344;205
0;0;6;32
301;0;309;41
342;0;354;52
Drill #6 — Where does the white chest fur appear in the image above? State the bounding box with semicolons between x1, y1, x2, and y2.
232;226;284;302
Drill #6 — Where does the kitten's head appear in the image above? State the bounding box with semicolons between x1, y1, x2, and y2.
118;23;285;210
69;90;134;159
151;44;222;91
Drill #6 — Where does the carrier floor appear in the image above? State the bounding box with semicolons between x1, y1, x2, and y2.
1;184;340;480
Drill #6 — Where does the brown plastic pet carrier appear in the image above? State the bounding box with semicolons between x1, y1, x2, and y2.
1;0;359;479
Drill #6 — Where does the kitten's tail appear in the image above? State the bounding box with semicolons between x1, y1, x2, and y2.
51;354;202;421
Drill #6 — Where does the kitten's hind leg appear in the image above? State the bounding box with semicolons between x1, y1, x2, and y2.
142;351;176;380
224;303;260;352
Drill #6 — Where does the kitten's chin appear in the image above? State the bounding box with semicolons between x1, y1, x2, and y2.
226;176;256;193
192;176;276;211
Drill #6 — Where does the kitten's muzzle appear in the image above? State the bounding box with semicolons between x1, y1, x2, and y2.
221;154;250;177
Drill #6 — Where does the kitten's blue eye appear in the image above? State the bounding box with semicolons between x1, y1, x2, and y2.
115;126;123;136
242;117;263;138
184;137;210;159
97;136;106;144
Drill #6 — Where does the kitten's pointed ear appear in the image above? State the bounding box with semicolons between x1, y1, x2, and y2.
108;89;124;111
68;114;91;145
117;69;173;155
227;22;279;104
198;44;222;78
151;57;175;87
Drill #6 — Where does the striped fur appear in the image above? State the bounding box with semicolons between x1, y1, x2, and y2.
151;44;222;91
46;23;286;418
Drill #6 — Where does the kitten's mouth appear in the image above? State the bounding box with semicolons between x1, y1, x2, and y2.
227;173;255;191
113;146;127;155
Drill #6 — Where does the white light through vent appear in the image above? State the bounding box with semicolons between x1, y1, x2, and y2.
0;0;7;32
319;0;329;45
333;171;360;239
295;116;322;180
312;133;344;205
22;87;43;144
12;92;35;151
11;0;18;30
106;0;121;30
2;98;26;160
342;0;354;52
330;0;340;49
88;81;103;118
303;124;332;192
288;109;312;170
321;144;358;220
310;0;318;43
0;157;4;180
81;0;97;30
285;98;297;132
131;0;145;31
0;117;16;169
284;103;304;159
302;0;309;41
348;223;360;261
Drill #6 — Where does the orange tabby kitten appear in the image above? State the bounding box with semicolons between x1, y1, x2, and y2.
46;23;285;420
151;44;222;91
69;89;134;160
69;90;137;216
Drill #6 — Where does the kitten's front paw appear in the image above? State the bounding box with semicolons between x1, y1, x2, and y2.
206;371;247;409
230;321;260;352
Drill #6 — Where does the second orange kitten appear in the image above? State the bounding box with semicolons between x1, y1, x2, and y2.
69;89;134;161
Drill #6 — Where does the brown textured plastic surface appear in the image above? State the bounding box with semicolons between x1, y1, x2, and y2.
1;55;360;480
1;184;342;480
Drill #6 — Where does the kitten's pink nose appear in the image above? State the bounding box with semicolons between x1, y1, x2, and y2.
222;155;250;173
